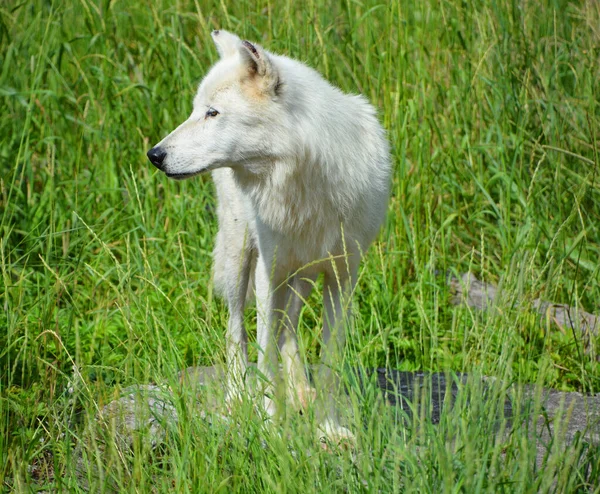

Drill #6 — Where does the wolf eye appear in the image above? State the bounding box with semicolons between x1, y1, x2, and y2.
205;108;219;118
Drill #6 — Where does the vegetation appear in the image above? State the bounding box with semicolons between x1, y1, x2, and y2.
1;0;599;490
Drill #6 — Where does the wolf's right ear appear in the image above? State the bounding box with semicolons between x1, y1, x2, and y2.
211;30;241;58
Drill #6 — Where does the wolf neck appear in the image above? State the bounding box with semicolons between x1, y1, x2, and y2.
233;156;338;236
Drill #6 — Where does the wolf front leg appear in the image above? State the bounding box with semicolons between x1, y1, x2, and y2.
256;261;317;417
254;255;283;418
220;244;254;409
278;274;317;412
317;257;360;445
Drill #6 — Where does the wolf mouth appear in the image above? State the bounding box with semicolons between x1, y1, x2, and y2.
165;171;201;180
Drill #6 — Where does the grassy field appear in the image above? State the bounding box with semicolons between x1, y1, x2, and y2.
1;0;599;491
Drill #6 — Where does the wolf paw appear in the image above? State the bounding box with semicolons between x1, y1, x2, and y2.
317;419;356;450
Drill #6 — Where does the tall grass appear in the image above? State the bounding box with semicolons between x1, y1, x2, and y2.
1;0;599;491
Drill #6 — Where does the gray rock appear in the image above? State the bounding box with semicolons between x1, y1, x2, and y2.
449;272;599;342
83;365;599;451
98;384;178;450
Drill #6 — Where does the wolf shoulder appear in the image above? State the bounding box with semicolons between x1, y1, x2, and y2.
271;52;391;176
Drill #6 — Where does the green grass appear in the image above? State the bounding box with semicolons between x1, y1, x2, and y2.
1;0;599;491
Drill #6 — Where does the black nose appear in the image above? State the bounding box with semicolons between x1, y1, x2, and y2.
147;147;167;170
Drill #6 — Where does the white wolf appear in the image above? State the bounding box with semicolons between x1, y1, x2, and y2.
148;30;391;441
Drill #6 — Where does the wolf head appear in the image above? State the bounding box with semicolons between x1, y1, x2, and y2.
147;30;287;179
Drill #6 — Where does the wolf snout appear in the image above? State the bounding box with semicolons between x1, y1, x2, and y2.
147;146;167;170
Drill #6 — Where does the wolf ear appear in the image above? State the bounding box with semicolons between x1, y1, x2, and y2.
211;30;241;58
239;40;280;95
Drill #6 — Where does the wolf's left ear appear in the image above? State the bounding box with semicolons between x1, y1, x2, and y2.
239;40;280;95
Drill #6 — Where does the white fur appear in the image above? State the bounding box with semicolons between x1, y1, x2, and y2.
150;30;391;442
